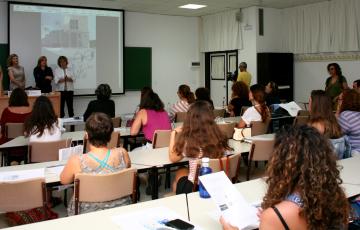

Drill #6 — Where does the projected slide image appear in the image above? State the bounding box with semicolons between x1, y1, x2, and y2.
41;13;96;89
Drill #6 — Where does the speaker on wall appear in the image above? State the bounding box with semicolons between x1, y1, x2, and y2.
257;53;294;102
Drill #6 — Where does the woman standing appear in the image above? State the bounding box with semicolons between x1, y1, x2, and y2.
7;54;25;90
54;56;75;118
325;63;348;107
33;56;53;93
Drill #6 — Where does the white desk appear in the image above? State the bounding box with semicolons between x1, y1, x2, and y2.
187;157;360;230
9;194;189;230
59;117;85;126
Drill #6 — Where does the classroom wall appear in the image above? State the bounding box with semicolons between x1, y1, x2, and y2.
0;2;201;116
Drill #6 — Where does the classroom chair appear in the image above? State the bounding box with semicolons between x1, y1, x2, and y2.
293;110;310;126
247;139;275;180
213;108;226;118
5;123;25;139
175;112;187;122
250;120;270;136
193;153;242;191
217;122;236;139
0;178;47;214
29;139;72;163
152;130;172;149
83;131;121;153
74;168;137;215
240;106;250;116
111;117;122;128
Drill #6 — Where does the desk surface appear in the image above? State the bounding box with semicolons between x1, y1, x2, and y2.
9;194;188;230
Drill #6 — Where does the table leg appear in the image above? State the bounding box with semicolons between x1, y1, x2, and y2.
151;166;159;200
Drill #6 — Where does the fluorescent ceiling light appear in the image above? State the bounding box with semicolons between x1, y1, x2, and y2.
179;4;207;9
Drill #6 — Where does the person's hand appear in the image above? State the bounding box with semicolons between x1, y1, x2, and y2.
45;76;52;81
219;216;239;230
173;126;183;133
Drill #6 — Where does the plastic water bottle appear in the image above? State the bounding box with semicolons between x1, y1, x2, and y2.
199;157;212;198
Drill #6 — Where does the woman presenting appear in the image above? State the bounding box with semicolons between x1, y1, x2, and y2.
7;53;25;90
54;56;75;118
33;56;53;93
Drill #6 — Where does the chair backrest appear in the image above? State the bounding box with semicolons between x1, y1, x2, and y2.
0;178;46;212
213;109;225;118
5;123;24;139
29;139;72;163
74;168;137;215
152;130;172;148
249;139;275;161
175;112;187;122
240;106;249;116
112;117;122;128
293;116;310;126
208;154;241;181
217;122;236;139
297;110;310;117
83;131;120;153
251;120;270;136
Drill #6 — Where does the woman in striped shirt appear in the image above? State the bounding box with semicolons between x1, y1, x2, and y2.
337;89;360;156
169;84;195;121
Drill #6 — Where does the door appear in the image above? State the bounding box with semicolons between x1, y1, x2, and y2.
207;51;238;107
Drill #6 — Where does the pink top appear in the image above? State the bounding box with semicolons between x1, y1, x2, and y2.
143;109;171;141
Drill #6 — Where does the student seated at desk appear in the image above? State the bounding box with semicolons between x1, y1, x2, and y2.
309;90;350;159
24;96;61;142
83;84;115;122
169;84;195;121
337;89;360;157
221;125;349;230
130;91;171;146
60;113;131;215
169;101;231;194
228;81;251;117
195;87;214;109
237;84;270;128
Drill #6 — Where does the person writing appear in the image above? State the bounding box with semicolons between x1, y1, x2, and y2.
54;56;75;118
7;54;25;90
220;125;349;230
33;56;53;93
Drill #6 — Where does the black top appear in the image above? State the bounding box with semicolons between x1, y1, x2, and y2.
83;99;115;121
229;97;252;116
265;93;281;106
33;66;53;93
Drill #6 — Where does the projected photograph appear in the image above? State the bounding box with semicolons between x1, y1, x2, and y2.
41;13;96;89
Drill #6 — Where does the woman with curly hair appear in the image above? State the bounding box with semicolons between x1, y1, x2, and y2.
228;81;251;117
169;100;231;194
337;89;360;156
221;125;349;230
237;84;270;128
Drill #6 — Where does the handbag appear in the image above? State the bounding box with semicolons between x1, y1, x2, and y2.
233;127;251;141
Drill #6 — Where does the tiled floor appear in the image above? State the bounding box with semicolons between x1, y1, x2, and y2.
0;164;266;228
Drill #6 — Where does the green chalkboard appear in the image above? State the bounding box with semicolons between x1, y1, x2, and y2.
0;44;9;90
124;47;151;91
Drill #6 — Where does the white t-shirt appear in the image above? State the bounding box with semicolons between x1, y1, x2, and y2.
54;67;75;91
241;105;262;125
29;124;62;142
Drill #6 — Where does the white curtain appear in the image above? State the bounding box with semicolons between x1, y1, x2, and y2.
283;0;360;53
200;10;242;52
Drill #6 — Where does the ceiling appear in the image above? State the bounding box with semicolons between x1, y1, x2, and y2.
4;0;329;16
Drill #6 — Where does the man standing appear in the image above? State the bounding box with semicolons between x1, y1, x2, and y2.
236;62;252;87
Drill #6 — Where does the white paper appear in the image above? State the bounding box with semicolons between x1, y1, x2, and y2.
199;171;259;229
279;101;302;117
112;206;200;230
0;168;45;182
45;165;65;175
59;145;83;161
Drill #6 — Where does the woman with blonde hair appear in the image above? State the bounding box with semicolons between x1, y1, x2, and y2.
7;54;25;90
221;125;349;230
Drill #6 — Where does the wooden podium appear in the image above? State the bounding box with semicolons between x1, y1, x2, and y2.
0;92;61;118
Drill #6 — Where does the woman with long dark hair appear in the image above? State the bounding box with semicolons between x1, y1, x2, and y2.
33;56;53;93
237;84;270;128
325;63;348;107
25;96;61;142
221;125;349;230
169;100;231;194
228;81;251;117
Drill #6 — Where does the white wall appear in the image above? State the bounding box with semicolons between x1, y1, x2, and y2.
0;2;201;116
294;60;360;102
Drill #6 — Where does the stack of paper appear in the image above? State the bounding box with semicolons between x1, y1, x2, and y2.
279;101;302;117
59;145;83;161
